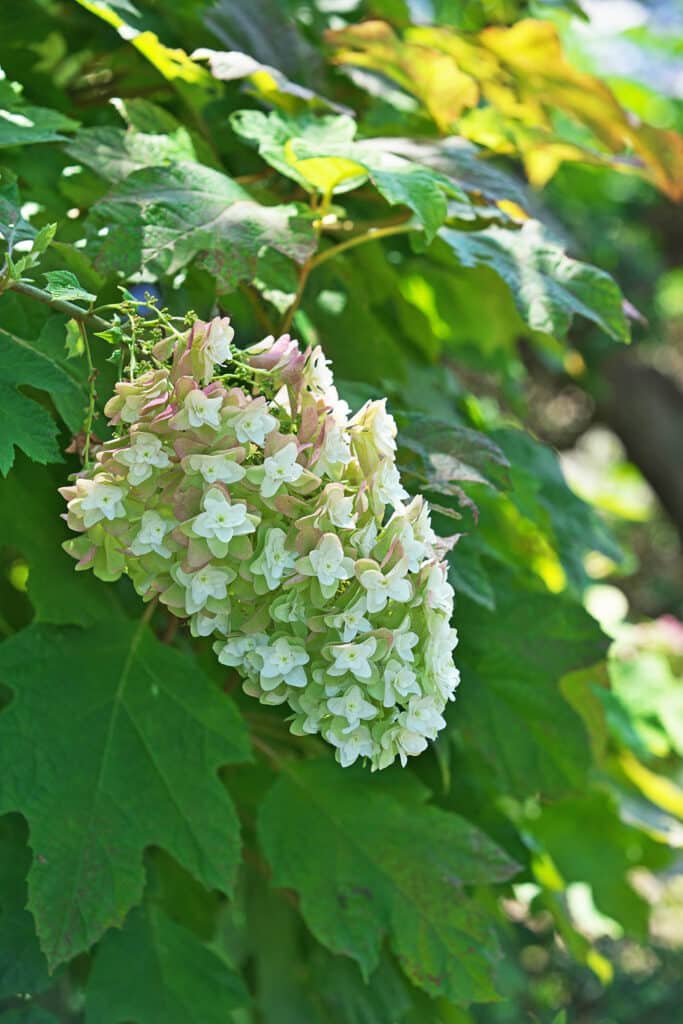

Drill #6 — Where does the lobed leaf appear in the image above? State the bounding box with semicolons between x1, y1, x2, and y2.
85;902;249;1023
259;761;519;1004
0;621;250;969
85;161;316;291
439;221;630;342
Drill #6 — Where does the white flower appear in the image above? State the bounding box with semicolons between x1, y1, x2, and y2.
231;402;277;446
251;528;297;590
382;659;420;708
80;480;126;527
396;522;428;573
306;347;335;396
327;685;377;730
324;486;355;529
426;563;454;615
174;389;223;430
215;632;267;668
130;510;176;558
305;534;355;592
359;562;412;613
373;459;409;508
187;452;245;485
260;637;309;690
190;608;231;637
192;488;257;545
394;619;419;662
205;317;234;365
350;398;397;458
403;696;446;739
261;443;303;498
351;518;378;558
434;663;461;701
326;596;372;642
118;432;170;485
394;727;428;766
316;424;352;476
411;497;438;548
328;637;377;680
327;724;374;767
173;564;233;614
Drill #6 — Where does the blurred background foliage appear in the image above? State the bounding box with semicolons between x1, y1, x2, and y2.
0;0;682;1022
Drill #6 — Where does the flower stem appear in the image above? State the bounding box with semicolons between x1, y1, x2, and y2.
80;323;97;470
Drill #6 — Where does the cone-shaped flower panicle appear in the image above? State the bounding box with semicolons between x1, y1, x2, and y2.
61;316;460;769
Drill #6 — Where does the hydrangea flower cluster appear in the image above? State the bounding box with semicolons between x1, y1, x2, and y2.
61;317;460;769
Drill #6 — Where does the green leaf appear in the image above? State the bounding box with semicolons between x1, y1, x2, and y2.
86;162;316;291
66;125;198;184
0;80;78;148
0;168;35;246
232;110;465;241
527;791;665;938
0;384;61;475
0;621;250;969
43;270;95;304
440;221;630;342
85;902;248;1023
258;761;519;1004
0;816;50;999
454;568;608;799
493;428;622;592
0;1010;59;1024
0;328;86;474
0;457;121;626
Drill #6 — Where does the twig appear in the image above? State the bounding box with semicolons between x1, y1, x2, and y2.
279;218;415;333
5;278;110;331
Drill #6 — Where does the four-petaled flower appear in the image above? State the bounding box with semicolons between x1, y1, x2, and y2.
327;637;377;680
192;488;257;547
173;564;234;614
118;432;170;485
174;389;224;430
259;637;309;690
80;480;127;527
359;562;412;613
130;510;176;558
382;659;420;707
302;533;354;598
404;696;446;739
327;684;377;730
231;402;277;446
261;443;303;498
327;724;374;767
251;527;297;590
326;597;372;643
187;452;245;485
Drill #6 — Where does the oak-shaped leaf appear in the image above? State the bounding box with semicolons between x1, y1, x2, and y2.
86;161;316;291
0;621;250;969
0;329;85;475
231;109;465;242
439;221;630;343
0;816;50;1000
258;761;519;1004
85;902;248;1024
